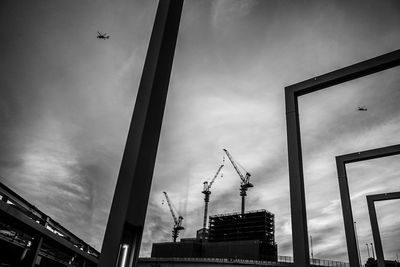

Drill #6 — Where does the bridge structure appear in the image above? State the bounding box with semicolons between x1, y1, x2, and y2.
0;181;99;266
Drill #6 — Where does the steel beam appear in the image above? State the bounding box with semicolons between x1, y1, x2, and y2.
336;157;359;267
286;49;400;96
285;50;400;267
367;192;400;267
285;88;309;267
336;145;400;267
98;1;183;266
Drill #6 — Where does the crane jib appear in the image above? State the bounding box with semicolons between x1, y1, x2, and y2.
223;149;252;185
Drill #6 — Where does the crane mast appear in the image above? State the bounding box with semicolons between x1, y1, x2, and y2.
163;192;184;242
202;164;224;235
223;149;253;215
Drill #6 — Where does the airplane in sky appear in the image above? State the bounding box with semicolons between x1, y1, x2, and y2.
97;31;110;40
357;106;367;111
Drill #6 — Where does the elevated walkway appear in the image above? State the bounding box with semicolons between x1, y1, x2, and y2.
0;181;99;266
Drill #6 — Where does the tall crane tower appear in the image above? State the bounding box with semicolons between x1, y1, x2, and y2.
223;149;254;215
163;192;184;242
202;164;224;233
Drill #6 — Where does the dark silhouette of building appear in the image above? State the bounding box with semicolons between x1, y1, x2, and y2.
365;258;400;267
151;209;277;262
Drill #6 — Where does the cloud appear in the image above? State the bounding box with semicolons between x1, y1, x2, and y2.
211;0;259;29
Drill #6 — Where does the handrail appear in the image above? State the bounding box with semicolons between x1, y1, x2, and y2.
139;256;350;267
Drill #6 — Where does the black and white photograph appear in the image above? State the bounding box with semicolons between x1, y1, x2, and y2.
0;1;399;266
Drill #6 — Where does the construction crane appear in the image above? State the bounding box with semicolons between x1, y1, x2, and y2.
202;164;224;233
223;148;253;215
163;192;184;242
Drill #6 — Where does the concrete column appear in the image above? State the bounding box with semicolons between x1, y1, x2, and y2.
367;199;384;267
21;236;43;267
285;88;310;267
98;1;183;266
336;160;359;267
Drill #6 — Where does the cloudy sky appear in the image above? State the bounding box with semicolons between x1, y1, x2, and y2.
1;0;399;263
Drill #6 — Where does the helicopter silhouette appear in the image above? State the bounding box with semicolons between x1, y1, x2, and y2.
97;31;110;40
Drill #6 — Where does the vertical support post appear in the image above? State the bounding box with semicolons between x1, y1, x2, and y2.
354;221;362;267
371;243;375;259
285;88;310;267
310;235;314;260
73;256;87;267
21;236;43;267
98;1;183;266
241;193;245;215
367;197;385;267
336;158;360;267
203;193;209;230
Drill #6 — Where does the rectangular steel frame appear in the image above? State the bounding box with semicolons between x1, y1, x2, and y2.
366;191;400;267
335;145;400;267
285;49;400;267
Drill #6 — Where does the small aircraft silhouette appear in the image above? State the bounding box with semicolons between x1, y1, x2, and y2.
357;106;367;111
97;32;110;40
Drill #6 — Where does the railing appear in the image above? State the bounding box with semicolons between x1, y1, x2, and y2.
140;256;349;267
0;181;100;259
211;209;274;218
278;256;349;267
139;257;290;266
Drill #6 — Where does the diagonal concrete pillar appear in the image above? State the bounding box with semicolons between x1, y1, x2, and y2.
98;1;183;266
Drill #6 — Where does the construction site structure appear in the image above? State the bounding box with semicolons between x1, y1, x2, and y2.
208;209;274;245
222;149;254;215
163;192;184;242
201;164;224;233
151;209;277;262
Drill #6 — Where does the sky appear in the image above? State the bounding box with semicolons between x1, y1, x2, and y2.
0;0;399;263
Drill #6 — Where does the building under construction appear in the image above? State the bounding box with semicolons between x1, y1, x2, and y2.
151;209;277;262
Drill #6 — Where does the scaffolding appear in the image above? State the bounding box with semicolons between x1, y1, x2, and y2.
208;209;274;245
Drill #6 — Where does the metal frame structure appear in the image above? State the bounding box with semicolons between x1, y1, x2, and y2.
208;209;275;245
366;191;400;267
285;50;400;267
335;145;400;267
98;1;183;266
0;182;99;266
